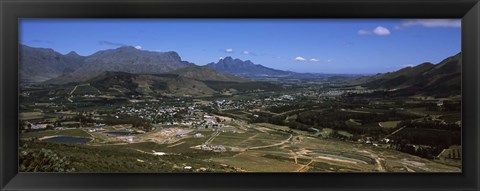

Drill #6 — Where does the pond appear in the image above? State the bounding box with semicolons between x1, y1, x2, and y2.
43;136;91;143
105;131;132;136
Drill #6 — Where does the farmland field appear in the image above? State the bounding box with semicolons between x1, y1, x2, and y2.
378;121;401;128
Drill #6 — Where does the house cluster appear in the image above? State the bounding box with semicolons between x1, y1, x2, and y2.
87;127;105;133
30;123;48;130
196;115;220;129
214;99;256;110
200;144;226;151
214;94;299;111
116;103;206;125
116;105;165;122
357;136;392;148
319;89;376;97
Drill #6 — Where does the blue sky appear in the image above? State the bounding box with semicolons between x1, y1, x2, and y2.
19;19;461;74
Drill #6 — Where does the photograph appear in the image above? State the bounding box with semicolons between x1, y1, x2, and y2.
18;19;462;173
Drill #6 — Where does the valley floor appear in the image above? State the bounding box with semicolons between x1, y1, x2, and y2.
19;119;460;173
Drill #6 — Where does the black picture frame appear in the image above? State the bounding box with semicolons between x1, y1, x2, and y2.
1;0;479;190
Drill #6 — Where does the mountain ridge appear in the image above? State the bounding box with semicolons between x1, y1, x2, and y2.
19;45;86;83
20;44;462;97
43;46;195;84
206;56;294;77
360;53;461;96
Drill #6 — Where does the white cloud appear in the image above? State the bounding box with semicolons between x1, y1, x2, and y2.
397;19;461;29
358;26;391;36
134;45;142;50
242;50;257;56
357;29;372;35
219;57;224;60
373;26;391;36
295;57;306;61
327;59;332;63
225;48;234;53
402;64;415;67
294;57;321;62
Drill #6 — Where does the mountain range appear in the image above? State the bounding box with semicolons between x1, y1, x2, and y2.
19;45;279;96
19;45;85;83
20;45;297;85
358;53;461;96
206;56;294;77
44;46;195;84
19;44;461;97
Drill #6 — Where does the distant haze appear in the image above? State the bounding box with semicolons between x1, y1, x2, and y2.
20;19;461;74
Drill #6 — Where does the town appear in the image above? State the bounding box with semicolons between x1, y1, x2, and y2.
19;82;461;173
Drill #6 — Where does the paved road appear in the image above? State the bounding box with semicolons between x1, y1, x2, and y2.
204;131;221;145
69;85;79;95
383;126;406;140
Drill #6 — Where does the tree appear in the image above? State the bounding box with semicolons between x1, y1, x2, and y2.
54;121;62;127
46;124;54;130
19;145;75;172
19;120;27;130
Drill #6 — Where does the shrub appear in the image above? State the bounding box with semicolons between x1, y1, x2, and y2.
19;143;76;172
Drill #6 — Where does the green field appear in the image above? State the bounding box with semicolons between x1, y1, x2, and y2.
338;130;353;138
255;123;290;131
210;131;289;149
20;141;237;172
19;112;44;120
345;119;362;127
378;121;401;128
21;129;91;139
211;151;301;172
